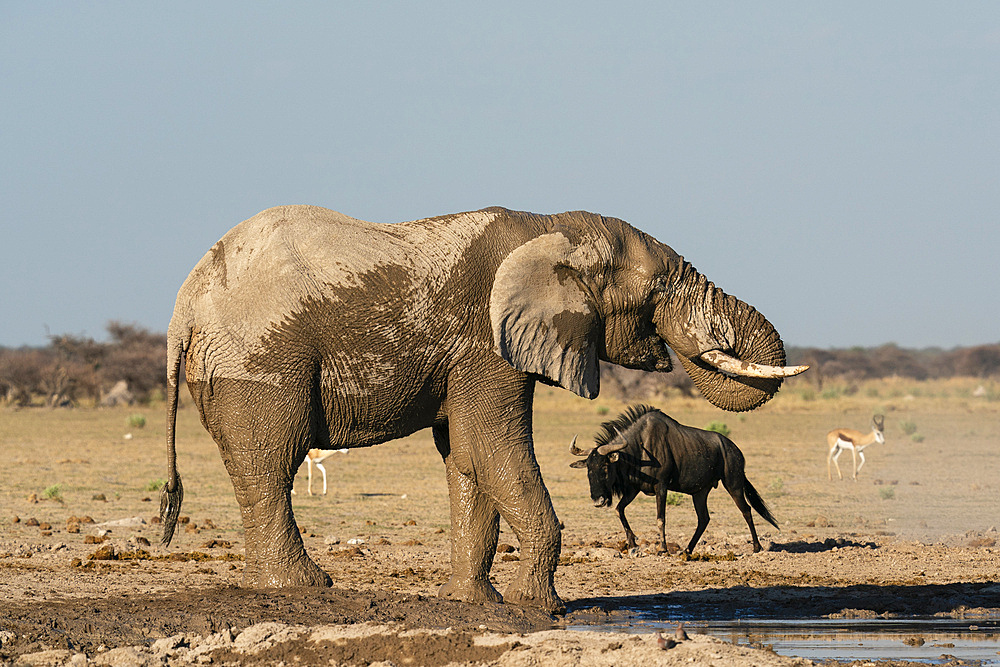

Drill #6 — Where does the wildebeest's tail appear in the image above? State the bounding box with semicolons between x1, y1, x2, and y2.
160;330;186;547
743;477;779;530
720;436;779;530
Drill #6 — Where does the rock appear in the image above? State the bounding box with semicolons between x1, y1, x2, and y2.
101;380;135;407
89;544;117;560
94;516;146;529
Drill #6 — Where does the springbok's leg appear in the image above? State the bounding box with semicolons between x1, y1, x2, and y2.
615;489;640;548
306;458;315;496
830;446;845;480
850;446;859;481
856;450;867;477
316;461;328;495
685;489;711;554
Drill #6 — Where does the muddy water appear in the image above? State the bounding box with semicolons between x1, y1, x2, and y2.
571;617;1000;664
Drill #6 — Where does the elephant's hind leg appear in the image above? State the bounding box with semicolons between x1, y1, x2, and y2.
193;376;331;588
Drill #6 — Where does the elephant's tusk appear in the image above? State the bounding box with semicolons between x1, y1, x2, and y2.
700;350;809;379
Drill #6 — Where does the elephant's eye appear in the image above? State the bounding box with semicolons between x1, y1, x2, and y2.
649;275;669;296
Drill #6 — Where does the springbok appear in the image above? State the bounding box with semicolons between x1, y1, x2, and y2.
827;415;885;481
293;448;349;495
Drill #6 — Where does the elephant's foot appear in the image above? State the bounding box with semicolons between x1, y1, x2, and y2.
504;579;565;614
503;576;566;614
438;574;503;605
242;551;332;588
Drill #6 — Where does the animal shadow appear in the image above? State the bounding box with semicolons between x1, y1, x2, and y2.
769;538;878;553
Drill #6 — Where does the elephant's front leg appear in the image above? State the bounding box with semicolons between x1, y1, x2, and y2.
438;452;504;604
444;372;563;614
484;451;564;613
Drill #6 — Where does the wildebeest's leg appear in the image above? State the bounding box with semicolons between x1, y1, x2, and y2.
685;489;712;554
615;489;640;548
434;425;503;605
724;480;763;553
655;486;669;552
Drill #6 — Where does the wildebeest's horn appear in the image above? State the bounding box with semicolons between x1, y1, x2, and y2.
596;439;629;456
569;435;591;457
700;350;809;378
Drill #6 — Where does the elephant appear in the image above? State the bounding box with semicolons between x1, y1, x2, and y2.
159;205;807;613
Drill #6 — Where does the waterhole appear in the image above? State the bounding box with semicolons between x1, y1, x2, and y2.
571;617;1000;664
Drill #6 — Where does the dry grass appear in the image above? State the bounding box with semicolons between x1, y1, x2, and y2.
1;377;998;557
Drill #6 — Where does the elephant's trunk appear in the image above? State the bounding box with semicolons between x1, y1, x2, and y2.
660;262;806;412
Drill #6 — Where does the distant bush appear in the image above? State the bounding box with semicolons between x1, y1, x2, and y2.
127;414;147;429
900;421;918;436
705;421;731;437
0;322;167;407
788;343;1000;385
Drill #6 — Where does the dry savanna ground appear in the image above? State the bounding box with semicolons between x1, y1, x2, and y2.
1;377;999;665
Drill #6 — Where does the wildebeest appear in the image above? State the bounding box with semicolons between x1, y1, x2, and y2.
569;404;778;554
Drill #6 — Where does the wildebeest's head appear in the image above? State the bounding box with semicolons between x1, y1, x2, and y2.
569;434;628;508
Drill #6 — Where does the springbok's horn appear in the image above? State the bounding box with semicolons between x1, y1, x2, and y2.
700;350;809;378
569;435;591;457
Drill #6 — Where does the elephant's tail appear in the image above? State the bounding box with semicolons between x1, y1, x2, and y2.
160;331;186;547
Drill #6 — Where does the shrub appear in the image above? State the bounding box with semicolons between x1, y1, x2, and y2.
665;492;684;506
705;421;731;437
43;484;64;502
127;414;147;429
878;487;895;500
144;479;165;492
900;421;918;436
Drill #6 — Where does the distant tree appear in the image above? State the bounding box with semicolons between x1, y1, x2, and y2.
102;321;167;400
948;344;1000;378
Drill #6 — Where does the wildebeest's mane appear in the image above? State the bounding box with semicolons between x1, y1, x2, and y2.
594;403;659;449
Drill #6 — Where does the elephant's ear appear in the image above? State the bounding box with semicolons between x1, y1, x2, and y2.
490;233;601;399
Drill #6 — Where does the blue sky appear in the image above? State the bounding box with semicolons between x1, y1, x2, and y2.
2;3;997;348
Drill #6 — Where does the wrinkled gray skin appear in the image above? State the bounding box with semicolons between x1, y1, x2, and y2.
161;206;794;614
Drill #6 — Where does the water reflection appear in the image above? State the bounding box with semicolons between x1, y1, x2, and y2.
568;618;1000;664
